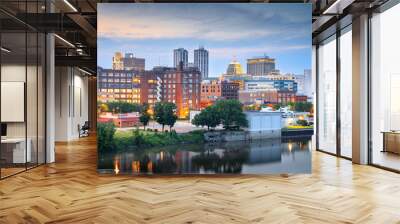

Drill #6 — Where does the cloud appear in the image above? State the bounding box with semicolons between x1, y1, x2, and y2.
209;44;310;59
97;3;310;41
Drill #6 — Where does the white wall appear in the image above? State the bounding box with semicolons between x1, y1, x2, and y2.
55;67;89;141
246;112;282;131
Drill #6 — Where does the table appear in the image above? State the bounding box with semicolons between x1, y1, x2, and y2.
1;138;31;163
382;131;400;154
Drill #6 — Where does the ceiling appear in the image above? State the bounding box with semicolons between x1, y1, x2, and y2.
0;0;390;75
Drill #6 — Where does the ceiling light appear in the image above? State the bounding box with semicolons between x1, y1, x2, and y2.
63;0;78;12
1;47;11;53
54;34;75;48
322;0;355;15
78;67;93;76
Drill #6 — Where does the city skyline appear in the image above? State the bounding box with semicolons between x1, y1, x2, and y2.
98;3;312;76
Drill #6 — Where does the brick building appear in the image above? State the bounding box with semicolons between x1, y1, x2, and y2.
200;79;239;108
238;90;278;105
277;90;296;104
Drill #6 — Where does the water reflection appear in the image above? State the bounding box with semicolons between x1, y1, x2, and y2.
98;138;311;175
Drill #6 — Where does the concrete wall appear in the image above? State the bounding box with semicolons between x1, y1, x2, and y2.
55;67;89;141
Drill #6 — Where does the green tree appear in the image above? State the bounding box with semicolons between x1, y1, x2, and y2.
192;113;206;128
204;106;221;130
106;101;142;113
287;102;295;111
164;103;178;131
97;122;116;151
154;102;177;131
192;106;221;130
273;103;282;111
294;102;313;112
296;119;309;126
214;100;248;130
154;102;166;131
139;103;150;130
191;106;220;130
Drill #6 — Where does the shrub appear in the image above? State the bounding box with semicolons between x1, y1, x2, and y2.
296;119;309;126
132;129;146;146
97;122;116;152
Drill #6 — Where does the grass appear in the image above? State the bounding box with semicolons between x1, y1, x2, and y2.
285;125;314;130
113;129;204;151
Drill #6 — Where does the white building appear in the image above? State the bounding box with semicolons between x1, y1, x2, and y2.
303;69;312;98
245;111;282;139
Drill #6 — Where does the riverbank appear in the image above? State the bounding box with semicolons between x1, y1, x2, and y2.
112;129;205;151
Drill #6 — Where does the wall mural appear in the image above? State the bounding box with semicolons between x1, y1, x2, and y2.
97;3;313;175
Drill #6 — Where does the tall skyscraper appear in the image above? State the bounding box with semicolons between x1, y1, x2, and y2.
194;47;209;79
247;55;276;76
173;48;188;69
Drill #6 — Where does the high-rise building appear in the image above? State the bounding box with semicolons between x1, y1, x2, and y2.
112;52;145;71
140;66;201;118
194;47;209;79
303;69;312;98
97;67;140;103
173;48;188;69
112;52;124;70
123;53;145;71
98;66;201;118
226;60;244;76
295;74;305;95
247;56;276;76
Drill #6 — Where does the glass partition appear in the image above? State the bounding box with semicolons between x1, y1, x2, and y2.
1;30;28;177
370;3;400;171
0;2;46;179
317;35;337;154
339;27;352;158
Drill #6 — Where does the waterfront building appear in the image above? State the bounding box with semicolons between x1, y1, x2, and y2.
245;111;282;139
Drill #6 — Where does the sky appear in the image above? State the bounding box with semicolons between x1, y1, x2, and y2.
97;3;311;77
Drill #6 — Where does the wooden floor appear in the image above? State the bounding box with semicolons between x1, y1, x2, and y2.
1;136;400;224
